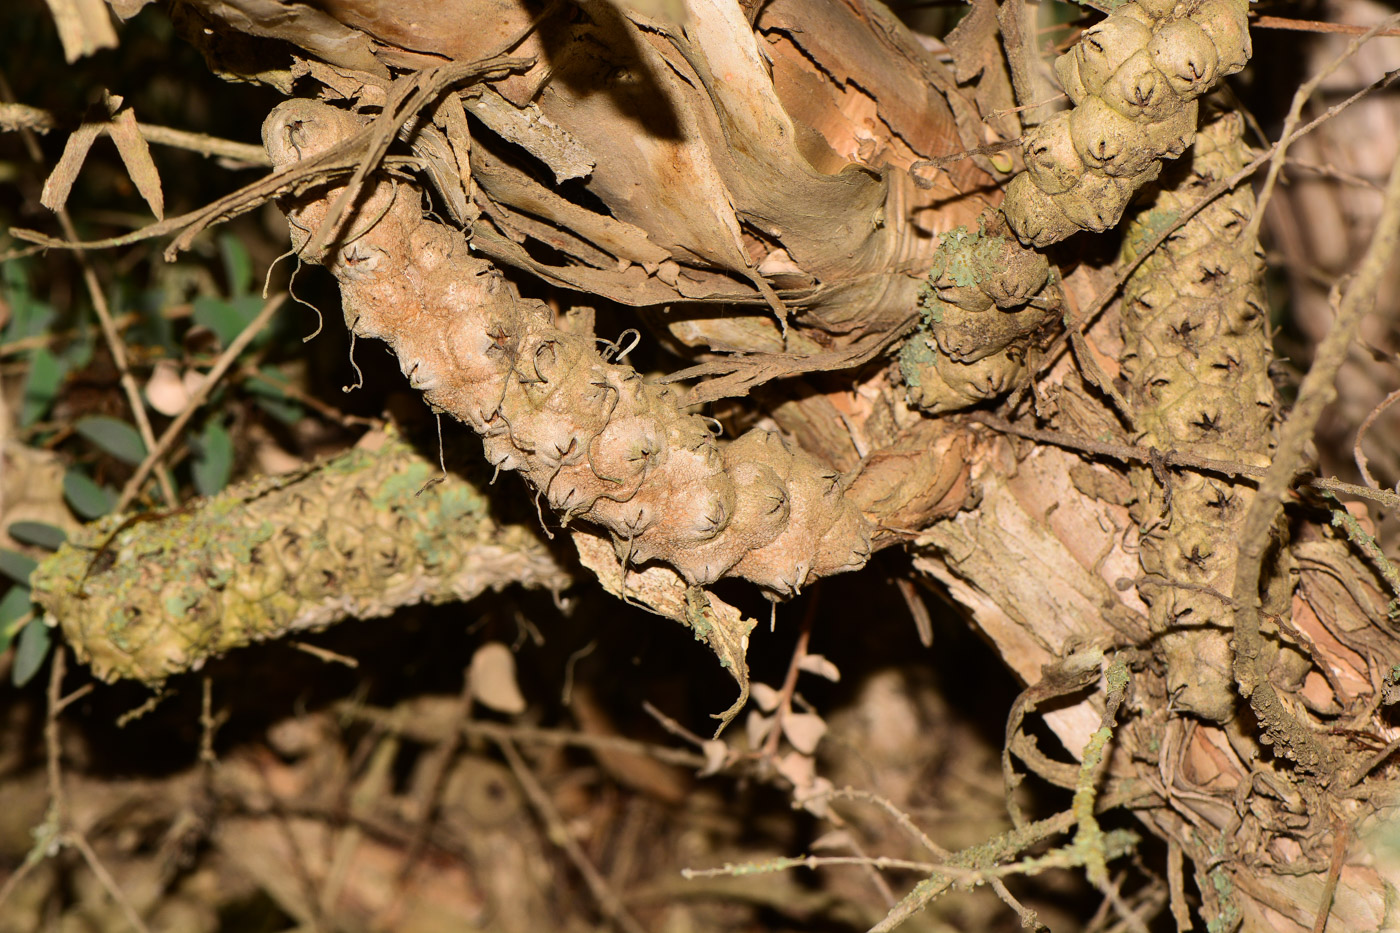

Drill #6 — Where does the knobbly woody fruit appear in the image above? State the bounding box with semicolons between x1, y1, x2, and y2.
261;100;873;598
1003;0;1251;247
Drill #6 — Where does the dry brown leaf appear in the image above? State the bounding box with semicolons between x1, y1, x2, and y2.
107;105;165;220
144;360;191;417
698;739;728;777
745;710;774;749
40;121;103;214
42;0;118;62
104;0;155;19
468;642;527;715
780;712;827;755
750;681;781;712
796;653;840;682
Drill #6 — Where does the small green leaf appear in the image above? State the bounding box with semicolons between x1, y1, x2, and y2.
247;370;303;424
0;549;37;585
1;261;57;342
192;419;234;496
7;522;67;551
0;587;32;653
193;294;264;348
75;415;147;466
64;469;117;519
219;233;254;298
12;618;52;687
20;347;66;426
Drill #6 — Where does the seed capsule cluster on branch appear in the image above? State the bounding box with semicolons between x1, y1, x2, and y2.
1119;110;1297;721
263;101;873;598
1003;0;1250;247
30;434;569;684
900;220;1057;413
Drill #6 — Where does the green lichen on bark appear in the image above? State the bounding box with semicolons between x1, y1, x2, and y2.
1003;0;1251;247
262;100;873;598
1118;110;1293;721
30;434;569;684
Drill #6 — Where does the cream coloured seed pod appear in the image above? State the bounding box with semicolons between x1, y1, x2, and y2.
1194;0;1251;75
1073;14;1154;94
1147;17;1220;98
1001;172;1081;247
1053;162;1162;233
928;299;1053;363
1070;96;1160;177
1102;49;1182;123
1054;53;1091;105
1022;113;1086;195
979;237;1051;308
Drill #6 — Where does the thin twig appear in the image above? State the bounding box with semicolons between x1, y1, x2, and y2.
0;101;272;164
69;832;155;933
1252;14;1400;38
762;595;817;760
338;702;707;769
1354;387;1400;490
1311;817;1350;933
289;640;359;669
117;293;286;510
968;412;1400;513
1246;13;1400;244
498;737;648;933
813;786;947;857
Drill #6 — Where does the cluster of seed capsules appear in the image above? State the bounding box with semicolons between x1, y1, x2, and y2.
900;221;1058;413
1003;0;1250;247
1119;111;1281;721
263;101;874;599
30;436;568;684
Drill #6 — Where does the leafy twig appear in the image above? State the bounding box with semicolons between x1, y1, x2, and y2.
116;294;286;510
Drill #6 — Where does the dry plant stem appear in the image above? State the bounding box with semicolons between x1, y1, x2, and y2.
338;703;708;770
69;833;154;933
1232;141;1400;772
762;599;815;760
1244;12;1400;244
1310;817;1349;933
0;102;273;165
298;55;533;262
45;647;67;818
496;737;648;933
62;211;176;504
968;413;1400;512
116;293;286;510
814;787;946;858
1167;841;1189;933
1252;14;1400;37
1354;387;1400;490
